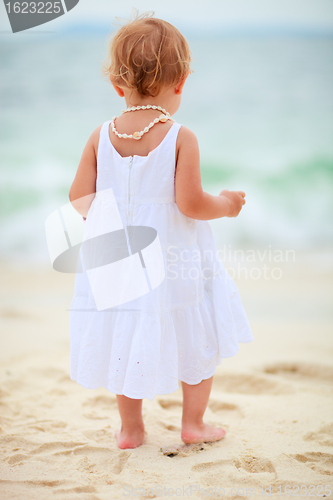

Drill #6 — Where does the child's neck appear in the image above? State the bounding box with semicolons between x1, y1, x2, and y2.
122;87;181;117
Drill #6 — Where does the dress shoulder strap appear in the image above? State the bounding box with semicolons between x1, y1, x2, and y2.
99;121;111;154
154;121;182;152
96;121;113;173
164;121;182;144
155;121;182;167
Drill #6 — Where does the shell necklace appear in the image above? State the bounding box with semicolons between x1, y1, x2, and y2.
110;105;172;140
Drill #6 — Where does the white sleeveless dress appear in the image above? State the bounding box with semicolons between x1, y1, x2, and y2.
69;120;254;400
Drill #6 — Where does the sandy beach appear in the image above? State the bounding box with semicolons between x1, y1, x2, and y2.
0;251;332;500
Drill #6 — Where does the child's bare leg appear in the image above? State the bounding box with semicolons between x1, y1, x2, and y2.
115;394;146;449
181;376;226;444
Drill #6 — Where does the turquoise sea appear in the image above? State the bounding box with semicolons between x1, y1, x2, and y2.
0;32;332;264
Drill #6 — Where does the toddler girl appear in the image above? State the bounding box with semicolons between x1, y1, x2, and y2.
69;12;253;450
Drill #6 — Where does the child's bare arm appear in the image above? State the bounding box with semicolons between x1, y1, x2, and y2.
69;125;102;218
175;127;246;220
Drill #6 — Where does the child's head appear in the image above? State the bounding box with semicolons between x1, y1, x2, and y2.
101;12;192;98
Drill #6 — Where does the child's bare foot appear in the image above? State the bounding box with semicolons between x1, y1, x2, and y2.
181;423;226;444
115;426;146;449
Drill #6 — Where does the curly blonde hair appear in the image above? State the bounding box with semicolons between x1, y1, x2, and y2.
101;11;193;97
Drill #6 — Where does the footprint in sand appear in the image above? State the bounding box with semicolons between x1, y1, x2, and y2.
26;420;67;433
212;372;292;395
159;423;180;432
189;454;276;478
4;440;84;466
161;443;207;457
53;485;97;494
157;399;182;410
52;443;110;457
7;453;31;465
157;399;184;434
82;394;117;420
32;441;88;456
82;394;118;408
191;459;227;471
81;426;112;442
289;452;333;476
233;454;276;475
303;422;333;447
74;449;130;476
6;442;92;465
208;400;244;419
0;479;65;488
262;362;333;384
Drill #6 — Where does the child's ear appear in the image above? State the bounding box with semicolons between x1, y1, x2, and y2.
110;78;125;97
112;85;125;98
175;70;190;95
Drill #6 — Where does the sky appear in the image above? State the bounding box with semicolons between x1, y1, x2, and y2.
0;0;333;34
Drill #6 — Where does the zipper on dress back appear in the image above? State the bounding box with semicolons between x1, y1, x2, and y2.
128;156;133;226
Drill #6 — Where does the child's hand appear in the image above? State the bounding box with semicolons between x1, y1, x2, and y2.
219;189;246;217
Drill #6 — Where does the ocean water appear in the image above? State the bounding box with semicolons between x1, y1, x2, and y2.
0;33;332;265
